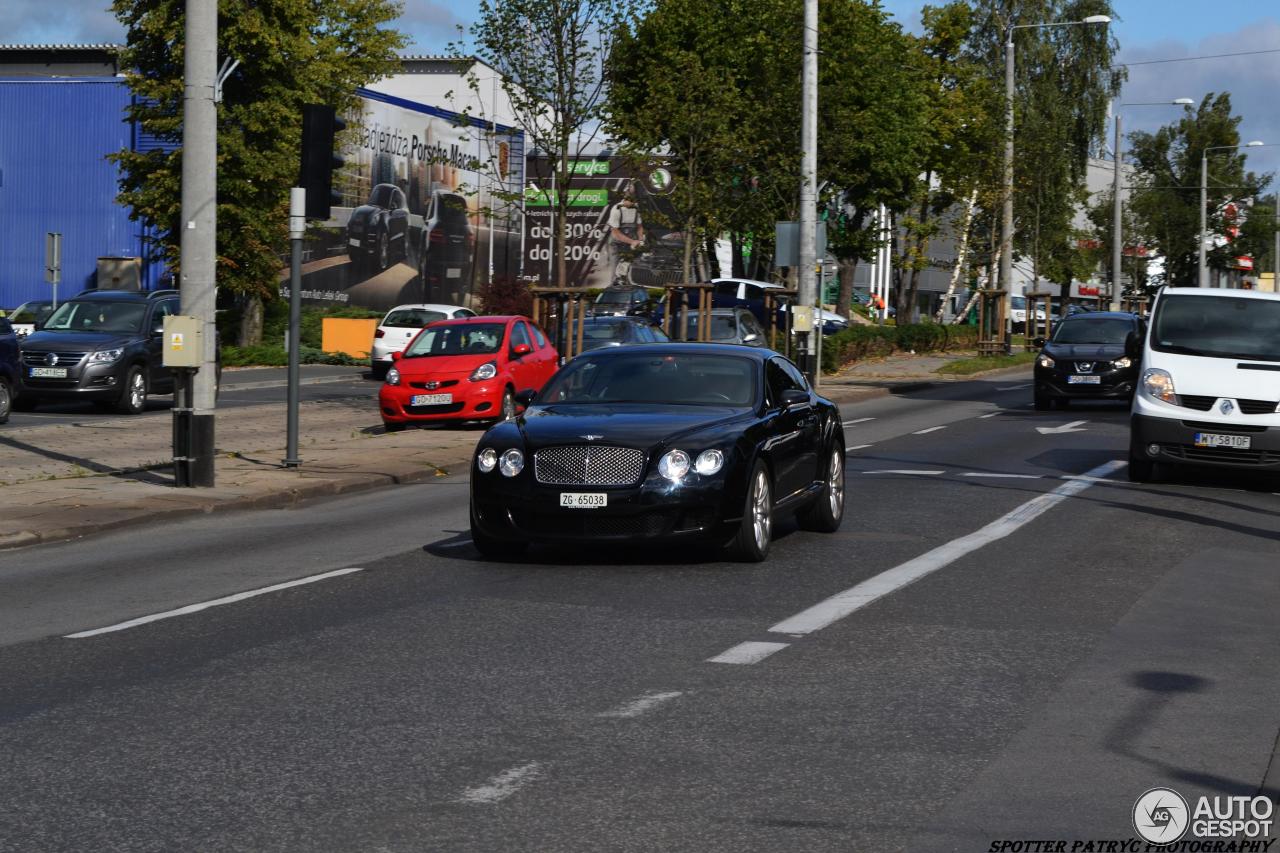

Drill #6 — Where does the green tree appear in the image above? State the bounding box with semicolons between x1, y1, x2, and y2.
111;0;405;345
1125;93;1270;287
467;0;640;288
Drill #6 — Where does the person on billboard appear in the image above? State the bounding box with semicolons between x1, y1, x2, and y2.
607;189;645;285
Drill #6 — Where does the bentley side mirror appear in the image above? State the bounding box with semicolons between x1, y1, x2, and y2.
1032;336;1046;349
780;388;809;408
514;388;537;406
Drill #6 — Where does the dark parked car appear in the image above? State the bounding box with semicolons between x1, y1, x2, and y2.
577;316;669;352
675;307;769;347
347;183;410;271
591;284;657;318
1033;311;1144;410
15;289;194;414
469;344;846;562
6;299;55;337
711;278;849;335
418;189;475;301
0;316;18;422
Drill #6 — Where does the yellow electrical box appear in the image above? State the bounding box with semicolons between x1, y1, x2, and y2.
163;315;204;368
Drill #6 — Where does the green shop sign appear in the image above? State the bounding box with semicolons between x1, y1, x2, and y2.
524;187;610;208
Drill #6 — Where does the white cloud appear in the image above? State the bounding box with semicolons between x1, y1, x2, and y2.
0;0;123;44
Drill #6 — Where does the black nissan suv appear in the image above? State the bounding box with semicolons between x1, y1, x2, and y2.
15;290;183;414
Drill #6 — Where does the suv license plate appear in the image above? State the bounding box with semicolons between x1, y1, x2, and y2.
560;492;607;509
29;367;67;378
1067;375;1101;384
1194;432;1250;449
410;393;452;406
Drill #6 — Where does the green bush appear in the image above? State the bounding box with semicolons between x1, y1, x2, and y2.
220;344;365;367
259;303;381;350
820;322;978;373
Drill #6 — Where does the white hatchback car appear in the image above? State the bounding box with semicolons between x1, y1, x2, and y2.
371;303;475;378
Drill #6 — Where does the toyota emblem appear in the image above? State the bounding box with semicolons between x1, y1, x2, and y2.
1220;399;1235;415
44;352;58;366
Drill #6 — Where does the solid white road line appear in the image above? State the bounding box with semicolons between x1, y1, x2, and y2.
64;568;365;639
863;469;945;476
598;691;684;718
459;762;544;804
769;459;1126;636
707;641;790;665
913;426;947;434
843;418;876;427
978;412;1002;419
846;444;873;453
996;383;1033;391
961;472;1042;480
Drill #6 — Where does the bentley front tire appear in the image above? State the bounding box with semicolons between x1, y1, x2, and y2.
728;460;773;562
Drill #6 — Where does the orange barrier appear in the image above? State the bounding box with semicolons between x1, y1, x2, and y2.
321;318;379;358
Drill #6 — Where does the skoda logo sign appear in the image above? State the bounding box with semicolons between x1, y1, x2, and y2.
44;353;58;367
1220;399;1235;415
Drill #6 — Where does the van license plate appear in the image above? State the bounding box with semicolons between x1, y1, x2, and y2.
560;493;607;509
1194;433;1250;449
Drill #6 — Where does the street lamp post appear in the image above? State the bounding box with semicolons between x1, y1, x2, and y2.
1111;99;1193;311
1200;140;1266;288
1002;15;1109;342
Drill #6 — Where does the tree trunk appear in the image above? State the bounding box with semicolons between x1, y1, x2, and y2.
838;259;857;320
934;189;977;324
238;293;264;347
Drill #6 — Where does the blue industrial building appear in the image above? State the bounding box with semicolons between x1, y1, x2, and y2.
0;46;167;310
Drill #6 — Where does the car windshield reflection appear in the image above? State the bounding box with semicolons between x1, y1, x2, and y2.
539;352;757;406
42;302;146;334
1051;317;1133;345
1152;295;1280;361
405;323;505;357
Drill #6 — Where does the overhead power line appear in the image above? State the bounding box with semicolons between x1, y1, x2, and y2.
1116;47;1280;68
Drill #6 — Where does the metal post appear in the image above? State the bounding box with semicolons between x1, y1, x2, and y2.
797;0;819;378
1000;26;1015;344
1274;192;1279;291
488;75;497;287
1111;112;1123;311
1199;151;1208;288
813;261;823;389
284;187;305;467
179;0;219;486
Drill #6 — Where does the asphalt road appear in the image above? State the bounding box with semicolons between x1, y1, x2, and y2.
2;375;1278;852
3;364;376;428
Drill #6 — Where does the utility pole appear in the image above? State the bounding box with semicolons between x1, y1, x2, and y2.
1000;24;1015;350
1111;112;1123;311
179;0;218;486
798;0;818;378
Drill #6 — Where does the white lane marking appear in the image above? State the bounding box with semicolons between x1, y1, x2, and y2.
863;469;945;476
997;383;1033;390
843;417;875;427
913;426;947;434
961;472;1042;480
978;412;1002;419
1036;420;1089;435
846;444;873;453
707;641;789;665
598;691;684;718
769;460;1126;636
459;762;543;804
64;568;365;638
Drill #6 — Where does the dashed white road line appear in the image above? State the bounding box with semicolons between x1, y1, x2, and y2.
913;426;947;435
996;383;1033;391
597;691;684;718
846;444;873;453
768;459;1126;636
978;412;1002;419
961;472;1042;480
843;417;876;427
863;469;945;476
459;762;544;804
707;641;789;665
64;568;365;638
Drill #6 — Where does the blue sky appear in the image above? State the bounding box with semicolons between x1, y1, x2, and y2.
6;0;1280;173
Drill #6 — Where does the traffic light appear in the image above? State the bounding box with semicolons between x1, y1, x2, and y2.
299;104;346;221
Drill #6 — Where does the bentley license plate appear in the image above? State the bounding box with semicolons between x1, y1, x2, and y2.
410;393;452;406
560;492;607;509
1194;432;1250;449
29;367;67;378
1067;375;1101;384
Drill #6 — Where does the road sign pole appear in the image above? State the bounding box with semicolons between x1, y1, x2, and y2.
285;187;305;468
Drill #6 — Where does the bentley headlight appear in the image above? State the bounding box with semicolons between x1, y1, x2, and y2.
89;348;123;363
470;361;498;382
1141;368;1176;403
1112;356;1132;369
658;449;691;481
694;449;724;476
499;448;524;477
477;447;498;473
1037;354;1055;369
386;367;401;386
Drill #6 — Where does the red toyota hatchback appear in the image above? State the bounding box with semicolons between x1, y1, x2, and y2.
378;315;559;430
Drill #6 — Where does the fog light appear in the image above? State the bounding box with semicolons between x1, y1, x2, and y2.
1147;443;1160;457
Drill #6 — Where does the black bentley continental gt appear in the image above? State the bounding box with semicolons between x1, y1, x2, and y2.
468;344;846;562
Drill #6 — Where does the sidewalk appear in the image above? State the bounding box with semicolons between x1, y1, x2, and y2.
0;353;1028;551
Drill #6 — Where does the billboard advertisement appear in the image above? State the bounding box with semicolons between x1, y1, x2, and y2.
285;88;524;312
522;156;681;289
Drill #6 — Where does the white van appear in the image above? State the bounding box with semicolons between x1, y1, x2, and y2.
1128;287;1280;482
